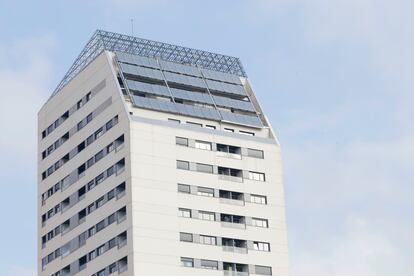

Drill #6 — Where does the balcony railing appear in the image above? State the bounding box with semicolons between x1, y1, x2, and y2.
217;151;242;160
118;264;128;273
118;238;127;249
223;271;249;276
218;175;243;183
116;190;126;200
222;246;248;254
221;221;246;229
219;198;245;206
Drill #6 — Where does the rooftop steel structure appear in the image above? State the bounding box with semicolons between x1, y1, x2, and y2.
51;30;247;99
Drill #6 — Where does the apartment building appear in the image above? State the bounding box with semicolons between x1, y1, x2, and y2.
38;30;289;276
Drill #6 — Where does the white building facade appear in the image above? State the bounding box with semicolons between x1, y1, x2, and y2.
38;30;289;276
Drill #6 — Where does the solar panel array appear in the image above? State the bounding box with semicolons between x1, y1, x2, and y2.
51;30;246;100
116;52;263;128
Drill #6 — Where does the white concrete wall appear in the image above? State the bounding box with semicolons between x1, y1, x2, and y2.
129;115;289;276
38;52;133;276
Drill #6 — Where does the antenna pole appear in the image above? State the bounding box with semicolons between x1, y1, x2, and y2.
131;19;134;36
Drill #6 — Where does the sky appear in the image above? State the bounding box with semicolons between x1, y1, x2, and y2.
0;0;413;275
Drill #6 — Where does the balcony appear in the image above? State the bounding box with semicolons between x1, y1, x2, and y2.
221;214;246;229
217;144;242;160
219;190;245;206
223;263;249;276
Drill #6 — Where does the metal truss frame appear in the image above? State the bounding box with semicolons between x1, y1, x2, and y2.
51;30;247;99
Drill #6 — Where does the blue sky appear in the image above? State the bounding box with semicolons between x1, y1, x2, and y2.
0;0;413;275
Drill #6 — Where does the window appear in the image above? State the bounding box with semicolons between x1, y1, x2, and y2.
55;248;61;258
77;99;83;109
251;194;267;204
78;209;86;221
87;180;95;191
252;218;268;228
197;187;214;197
201;260;218;270
97;244;105;256
78;164;86;175
86;113;92;123
179;208;191;218
95;150;104;162
77;187;86;199
95;173;104;185
248;171;265;181
200;235;216;245
97;269;105;276
108;189;115;200
224;128;234;132
107;143;114;153
177;184;190;194
220;190;244;201
77;120;84;131
254;242;270;251
77;141;86;152
177;160;189;170
255;265;272;275
79;255;87;268
88;203;95;214
168;118;181;123
79;232;87;247
179;232;193;242
195;140;212;150
108;237;116;249
205;125;216;130
94;127;103;139
96;220;105;232
88;227;96;237
107;166;114;177
86;135;94;145
199;211;215;221
175;137;188;146
239;130;255;136
86;92;92;102
108;213;116;224
88;250;96;260
196;163;213;174
247;148;264;159
109;262;117;274
186;121;202;127
47;145;53;155
96;196;104;208
181;257;194;267
106;120;113;130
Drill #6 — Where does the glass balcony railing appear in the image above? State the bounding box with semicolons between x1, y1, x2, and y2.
220;221;246;229
219;197;245;206
222;246;248;254
218;174;243;183
217;151;242;160
223;271;249;276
